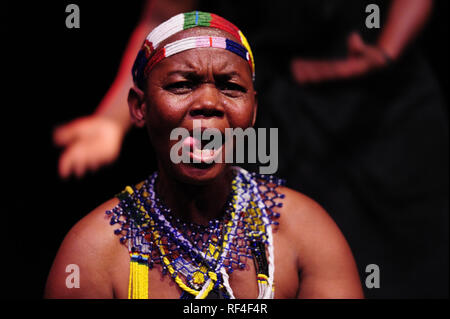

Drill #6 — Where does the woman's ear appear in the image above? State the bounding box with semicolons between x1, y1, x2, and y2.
128;86;147;128
251;91;258;127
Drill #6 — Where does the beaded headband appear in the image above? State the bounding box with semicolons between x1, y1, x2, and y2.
132;11;255;89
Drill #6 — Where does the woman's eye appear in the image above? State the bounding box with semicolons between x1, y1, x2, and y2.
164;81;194;94
217;82;247;97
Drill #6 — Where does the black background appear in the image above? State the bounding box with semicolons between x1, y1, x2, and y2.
4;0;448;299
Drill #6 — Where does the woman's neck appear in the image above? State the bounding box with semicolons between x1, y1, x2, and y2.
156;166;233;226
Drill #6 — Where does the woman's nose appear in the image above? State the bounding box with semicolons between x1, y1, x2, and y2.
189;84;224;118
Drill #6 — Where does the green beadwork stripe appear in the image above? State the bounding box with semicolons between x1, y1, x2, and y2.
183;11;211;30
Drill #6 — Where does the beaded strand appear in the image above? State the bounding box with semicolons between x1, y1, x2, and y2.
106;167;285;299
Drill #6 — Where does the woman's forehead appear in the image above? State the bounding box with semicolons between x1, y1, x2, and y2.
150;48;252;81
149;28;252;81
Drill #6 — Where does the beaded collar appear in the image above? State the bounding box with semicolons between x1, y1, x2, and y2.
106;167;285;299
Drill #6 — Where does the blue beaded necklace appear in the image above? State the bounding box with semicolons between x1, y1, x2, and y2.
107;167;284;298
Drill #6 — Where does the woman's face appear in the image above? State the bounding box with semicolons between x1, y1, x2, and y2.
141;29;257;185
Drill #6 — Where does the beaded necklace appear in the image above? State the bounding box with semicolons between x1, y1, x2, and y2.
107;167;284;299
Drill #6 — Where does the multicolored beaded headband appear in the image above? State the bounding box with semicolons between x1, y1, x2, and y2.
132;11;255;89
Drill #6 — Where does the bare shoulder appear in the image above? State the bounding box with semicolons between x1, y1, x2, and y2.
44;198;125;298
63;198;122;253
275;186;364;298
275;186;343;257
276;186;338;240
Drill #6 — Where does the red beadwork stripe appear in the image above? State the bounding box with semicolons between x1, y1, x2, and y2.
143;40;154;58
144;47;166;77
210;13;241;42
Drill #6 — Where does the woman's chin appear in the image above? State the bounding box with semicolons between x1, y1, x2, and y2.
174;161;228;185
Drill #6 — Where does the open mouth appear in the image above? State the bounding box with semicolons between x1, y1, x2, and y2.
182;135;224;164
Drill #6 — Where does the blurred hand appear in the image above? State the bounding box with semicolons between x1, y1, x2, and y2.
291;32;390;85
53;115;126;179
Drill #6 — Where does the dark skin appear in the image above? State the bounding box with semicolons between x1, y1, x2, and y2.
45;28;364;299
